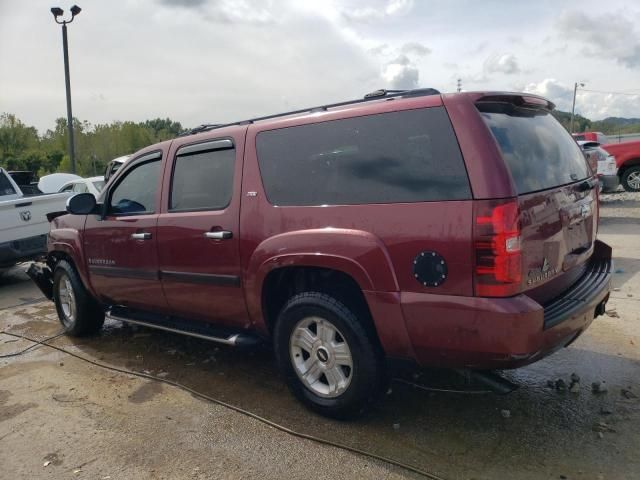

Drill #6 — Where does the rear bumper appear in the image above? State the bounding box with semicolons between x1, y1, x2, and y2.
0;234;47;268
400;240;612;369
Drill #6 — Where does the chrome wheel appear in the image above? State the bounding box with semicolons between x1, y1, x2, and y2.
627;171;640;190
57;273;76;327
290;316;353;398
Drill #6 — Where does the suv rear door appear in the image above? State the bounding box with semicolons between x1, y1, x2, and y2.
156;130;248;328
477;98;597;304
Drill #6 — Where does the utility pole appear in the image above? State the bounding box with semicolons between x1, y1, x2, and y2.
570;82;585;134
457;78;462;92
51;6;82;174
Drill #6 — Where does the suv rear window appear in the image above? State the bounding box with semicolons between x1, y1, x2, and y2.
479;103;590;194
256;107;471;206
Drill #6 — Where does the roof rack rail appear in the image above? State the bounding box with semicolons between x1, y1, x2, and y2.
181;87;440;136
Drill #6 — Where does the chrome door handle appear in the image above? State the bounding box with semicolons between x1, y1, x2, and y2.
204;230;233;240
131;232;152;240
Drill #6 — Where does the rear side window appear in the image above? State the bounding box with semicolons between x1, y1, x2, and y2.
256;107;470;206
479;104;590;194
170;143;235;211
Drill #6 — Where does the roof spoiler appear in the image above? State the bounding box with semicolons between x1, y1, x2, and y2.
475;93;555;111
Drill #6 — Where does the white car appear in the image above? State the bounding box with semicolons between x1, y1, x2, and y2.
578;141;619;192
0;168;69;270
58;176;106;197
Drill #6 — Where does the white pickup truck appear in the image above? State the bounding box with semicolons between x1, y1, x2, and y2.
0;168;70;271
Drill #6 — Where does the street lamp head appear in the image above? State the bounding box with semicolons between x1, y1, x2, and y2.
70;5;81;17
50;7;64;18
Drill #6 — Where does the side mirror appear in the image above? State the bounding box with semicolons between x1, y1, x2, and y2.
66;192;98;215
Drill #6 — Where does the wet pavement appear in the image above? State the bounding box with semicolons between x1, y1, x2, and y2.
1;192;639;480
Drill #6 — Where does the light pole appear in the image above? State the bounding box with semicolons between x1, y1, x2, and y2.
50;5;82;174
569;82;585;134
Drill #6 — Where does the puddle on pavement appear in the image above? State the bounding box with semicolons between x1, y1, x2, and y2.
4;314;640;479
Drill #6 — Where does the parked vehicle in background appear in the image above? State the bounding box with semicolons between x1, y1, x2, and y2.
8;171;41;195
38;173;82;194
58;176;105;197
29;89;612;418
573;131;609;144
578;141;619;192
104;155;130;182
599;140;640;192
0;168;69;272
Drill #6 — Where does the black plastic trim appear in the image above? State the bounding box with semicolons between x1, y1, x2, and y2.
176;139;234;156
543;241;612;330
89;266;159;280
160;270;240;287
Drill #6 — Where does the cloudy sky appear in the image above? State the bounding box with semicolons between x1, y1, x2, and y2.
1;0;639;133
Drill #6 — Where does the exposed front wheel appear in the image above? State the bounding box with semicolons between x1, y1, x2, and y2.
274;292;383;419
53;260;104;336
621;166;640;192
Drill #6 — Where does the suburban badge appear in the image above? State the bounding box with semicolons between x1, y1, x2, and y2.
527;257;558;285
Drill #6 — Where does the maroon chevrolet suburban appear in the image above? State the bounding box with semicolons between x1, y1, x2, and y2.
30;89;612;418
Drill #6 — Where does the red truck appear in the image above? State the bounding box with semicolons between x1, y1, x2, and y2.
30;89;612;418
601;141;640;191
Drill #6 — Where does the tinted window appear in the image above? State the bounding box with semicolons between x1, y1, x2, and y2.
0;173;16;196
60;184;74;193
109;160;160;215
479;104;590;194
256;107;470;206
170;147;234;211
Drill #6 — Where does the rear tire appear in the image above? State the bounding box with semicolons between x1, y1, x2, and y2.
53;260;104;336
274;292;384;419
621;166;640;192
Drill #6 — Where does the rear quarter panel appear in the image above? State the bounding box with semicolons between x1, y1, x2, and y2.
240;98;475;356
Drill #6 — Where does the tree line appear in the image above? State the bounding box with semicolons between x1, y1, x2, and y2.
552;110;640;135
0;113;182;177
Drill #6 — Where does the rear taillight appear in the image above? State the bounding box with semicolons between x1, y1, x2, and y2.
473;199;522;297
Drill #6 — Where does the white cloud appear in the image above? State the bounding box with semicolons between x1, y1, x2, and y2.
382;55;419;89
484;53;520;75
342;0;414;23
524;78;640;119
400;42;431;57
556;10;640;69
524;78;574;110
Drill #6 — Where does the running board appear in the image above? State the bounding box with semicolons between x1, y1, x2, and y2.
105;310;260;347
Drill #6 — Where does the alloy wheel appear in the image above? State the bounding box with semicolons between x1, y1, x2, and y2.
289;316;353;398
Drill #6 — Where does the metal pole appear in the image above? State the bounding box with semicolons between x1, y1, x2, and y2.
570;82;578;134
62;23;76;173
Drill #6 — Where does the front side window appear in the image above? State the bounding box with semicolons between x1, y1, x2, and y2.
170;146;235;211
109;160;161;215
256;107;471;206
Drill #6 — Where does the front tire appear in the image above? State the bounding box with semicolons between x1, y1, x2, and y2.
274;292;384;419
621;166;640;192
53;260;104;336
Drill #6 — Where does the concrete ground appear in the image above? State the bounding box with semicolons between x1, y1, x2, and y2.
1;192;639;480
